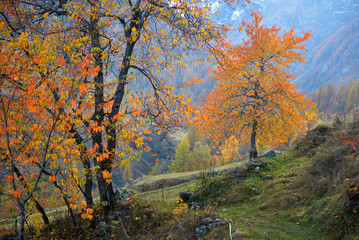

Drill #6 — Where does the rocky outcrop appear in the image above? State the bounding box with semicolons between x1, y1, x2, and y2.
195;217;226;238
259;149;283;158
179;191;193;202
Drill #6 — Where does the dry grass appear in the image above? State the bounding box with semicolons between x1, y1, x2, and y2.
130;160;247;192
139;182;192;203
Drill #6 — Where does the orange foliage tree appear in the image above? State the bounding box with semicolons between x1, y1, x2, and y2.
1;0;250;237
194;11;314;164
0;19;85;238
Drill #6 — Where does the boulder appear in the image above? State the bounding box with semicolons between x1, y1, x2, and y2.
195;225;207;237
179;191;193;202
201;217;213;225
259;149;283;158
195;217;226;238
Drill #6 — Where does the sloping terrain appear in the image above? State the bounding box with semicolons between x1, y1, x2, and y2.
137;122;359;239
2;122;359;239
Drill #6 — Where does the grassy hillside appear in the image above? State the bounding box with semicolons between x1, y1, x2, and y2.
137;121;359;239
2;121;359;239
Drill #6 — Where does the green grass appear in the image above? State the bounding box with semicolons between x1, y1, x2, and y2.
219;206;321;240
210;152;326;239
137;151;332;239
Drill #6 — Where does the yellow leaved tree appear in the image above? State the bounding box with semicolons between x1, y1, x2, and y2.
194;11;314;165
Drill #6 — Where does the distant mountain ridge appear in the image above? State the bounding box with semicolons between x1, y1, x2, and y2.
209;0;359;92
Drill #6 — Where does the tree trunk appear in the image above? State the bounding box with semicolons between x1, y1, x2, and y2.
105;9;143;209
13;166;50;225
89;14;114;216
34;200;49;225
17;202;25;240
249;120;258;165
70;126;94;208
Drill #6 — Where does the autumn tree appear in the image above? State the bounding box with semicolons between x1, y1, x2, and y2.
221;136;241;164
187;126;201;151
194;11;313;165
187;141;212;171
0;17;86;238
310;79;359;115
169;135;190;172
345;83;359;113
1;0;251;230
169;133;212;172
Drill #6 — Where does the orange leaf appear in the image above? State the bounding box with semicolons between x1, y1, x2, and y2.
70;204;77;210
86;208;93;214
49;175;56;182
5;175;14;182
102;170;110;179
13;190;20;198
80;201;87;210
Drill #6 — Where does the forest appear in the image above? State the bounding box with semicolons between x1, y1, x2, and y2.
1;0;359;239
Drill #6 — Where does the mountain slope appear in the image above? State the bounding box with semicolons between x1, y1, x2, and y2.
212;0;359;92
295;19;359;92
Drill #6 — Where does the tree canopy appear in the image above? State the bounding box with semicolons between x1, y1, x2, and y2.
194;11;314;163
0;0;249;238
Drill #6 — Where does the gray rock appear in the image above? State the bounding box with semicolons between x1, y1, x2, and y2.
119;209;127;221
259;149;277;158
201;217;214;225
207;222;216;230
179;191;193;202
195;217;226;237
195;225;207;237
259;149;284;159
